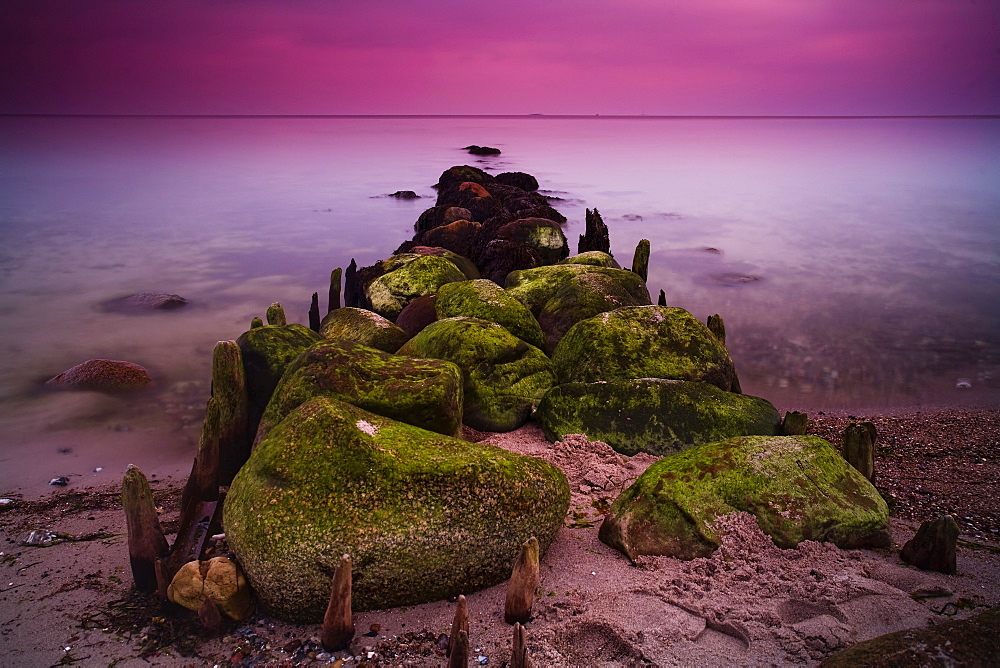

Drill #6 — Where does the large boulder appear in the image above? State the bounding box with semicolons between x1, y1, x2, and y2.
236;323;322;436
319;307;409;353
225;397;569;620
395;294;438;338
435;279;546;350
559;251;620;268
365;254;466;321
504;265;650;316
255;339;463;443
397;317;555;432
420;219;481;258
406;246;480;280
495;218;569;265
494;171;539;192
551;306;738;391
536;379;781;456
537;271;647;352
599;435;891;561
45;359;152;392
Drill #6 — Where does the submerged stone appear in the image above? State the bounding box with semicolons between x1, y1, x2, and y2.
319;307;410;353
397;317;555;432
256;338;463;442
599;435;891;561
225;397;569;620
435;279;546;350
551;305;738;391
45;359;152;392
504;264;650;316
536;379;781;456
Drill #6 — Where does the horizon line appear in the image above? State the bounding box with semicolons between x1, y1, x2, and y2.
2;113;998;120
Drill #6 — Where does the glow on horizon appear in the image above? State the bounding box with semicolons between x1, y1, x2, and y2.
1;0;998;116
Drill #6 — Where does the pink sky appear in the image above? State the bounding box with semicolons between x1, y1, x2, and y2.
2;0;998;115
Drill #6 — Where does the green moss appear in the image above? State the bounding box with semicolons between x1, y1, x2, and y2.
319;307;410;352
537;272;646;352
257;338;463;442
366;255;467;320
398;317;555;432
551;306;737;391
224;396;569;620
559;251;621;268
505;265;650;316
435;279;546;350
599;435;891;561
236;324;322;418
537;379;780;456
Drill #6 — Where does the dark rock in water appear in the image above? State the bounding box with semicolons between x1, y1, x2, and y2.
477;239;544;285
495;171;539;192
507;204;567;224
465;145;501;155
45;359;153;392
419;219;482;258
388;190;420;199
703;273;761;287
435;165;494;192
900;514;959;574
395;294;438;338
101;292;188;313
819;607;1000;667
415;205;456;234
495;218;569;265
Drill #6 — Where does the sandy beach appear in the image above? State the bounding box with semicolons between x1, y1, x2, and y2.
2;405;997;666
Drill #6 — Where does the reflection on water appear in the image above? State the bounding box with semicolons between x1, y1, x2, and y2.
1;116;998;492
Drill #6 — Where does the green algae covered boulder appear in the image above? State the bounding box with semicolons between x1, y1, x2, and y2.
225;396;569;621
397;317;555;432
599;434;891;561
365;255;467;320
435;279;546;350
536;379;781;456
495;218;569;265
537;272;647;352
559;251;621;268
236;323;322;434
406;246;480;280
256;339;463;443
551;305;738;391
319;307;410;353
504;264;650;316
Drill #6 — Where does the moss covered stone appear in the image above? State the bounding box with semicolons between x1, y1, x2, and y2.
319;307;410;353
537;272;647;352
536;379;780;456
405;247;480;280
236;324;322;435
256;339;463;442
224;396;569;620
551;305;738;391
504;265;650;316
495;218;569;265
365;255;467;321
559;251;621;268
599;435;891;561
397;317;555;432
435;279;546;350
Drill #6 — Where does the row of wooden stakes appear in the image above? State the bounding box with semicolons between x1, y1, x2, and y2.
321;536;540;666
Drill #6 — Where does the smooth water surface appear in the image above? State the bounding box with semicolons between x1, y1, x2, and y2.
1;116;998;493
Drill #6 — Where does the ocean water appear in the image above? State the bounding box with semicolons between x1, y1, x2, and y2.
1;116;998;493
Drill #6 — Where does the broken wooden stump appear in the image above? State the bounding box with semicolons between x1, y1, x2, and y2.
844;421;877;483
504;536;539;624
328;267;342;313
309;292;321;332
511;622;534;668
344;259;360;308
265;302;287;326
901;515;959;574
212;340;249;485
198;596;223;631
250;316;264;329
781;411;809;435
631;238;650;282
121;465;169;592
578;208;611;255
166;499;221;579
657;289;666;306
707;314;726;347
447;594;470;666
180;397;221;513
321;554;355;651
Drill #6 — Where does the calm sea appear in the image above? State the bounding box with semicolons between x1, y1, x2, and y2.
1;116;998;492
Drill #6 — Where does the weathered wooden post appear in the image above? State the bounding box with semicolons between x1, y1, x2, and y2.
321;554;355;651
309;292;321;332
707;314;726;347
657;289;666;306
266;302;287;326
212;340;249;485
121;465;169;592
180;397;221;513
250;316;264;329
843;421;877;483
578;208;611;255
344;259;360;308
631;239;650;282
900;515;959;574
328;267;342;313
511;622;533;668
447;594;470;667
504;536;539;624
781;411;809;435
